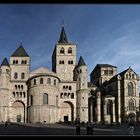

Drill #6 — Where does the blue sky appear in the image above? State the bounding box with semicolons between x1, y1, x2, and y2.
0;4;140;83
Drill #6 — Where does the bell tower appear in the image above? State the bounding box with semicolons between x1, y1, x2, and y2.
52;25;76;81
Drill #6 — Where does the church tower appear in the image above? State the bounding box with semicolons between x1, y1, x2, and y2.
0;57;10;122
0;58;10;89
9;43;30;122
10;43;30;81
52;25;76;81
75;56;87;90
76;56;89;123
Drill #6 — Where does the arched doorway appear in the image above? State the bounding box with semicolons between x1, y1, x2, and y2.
11;101;25;122
128;113;136;123
60;101;74;122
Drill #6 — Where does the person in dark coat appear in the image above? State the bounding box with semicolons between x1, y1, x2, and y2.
86;122;91;135
76;124;80;135
5;121;8;129
90;123;94;135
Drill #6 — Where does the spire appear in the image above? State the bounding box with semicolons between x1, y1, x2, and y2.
11;43;29;57
58;24;68;43
77;56;86;67
1;57;9;67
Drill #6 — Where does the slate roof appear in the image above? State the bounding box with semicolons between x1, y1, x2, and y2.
11;44;29;57
1;57;9;67
97;64;117;68
58;26;68;43
77;56;86;67
108;68;132;83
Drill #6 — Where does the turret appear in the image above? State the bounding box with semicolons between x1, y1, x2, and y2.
0;57;10;88
75;56;87;90
76;56;88;123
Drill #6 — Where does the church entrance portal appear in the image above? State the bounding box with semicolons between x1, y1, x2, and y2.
10;101;25;122
64;116;68;122
128;112;136;122
60;101;74;122
17;115;21;122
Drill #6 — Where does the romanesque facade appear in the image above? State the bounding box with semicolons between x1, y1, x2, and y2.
0;26;139;124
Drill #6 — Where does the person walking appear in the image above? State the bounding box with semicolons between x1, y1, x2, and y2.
86;122;91;135
128;125;135;135
5;121;8;129
90;123;94;135
128;120;135;135
76;123;80;135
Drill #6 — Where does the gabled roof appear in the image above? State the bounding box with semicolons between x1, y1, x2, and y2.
77;56;86;67
119;68;129;76
1;57;9;67
97;64;117;68
90;64;117;75
58;26;68;43
11;44;29;57
108;67;137;83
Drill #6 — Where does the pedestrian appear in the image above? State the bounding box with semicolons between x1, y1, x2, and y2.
128;125;135;135
5;121;8;129
90;123;94;135
86;122;91;135
76;124;80;135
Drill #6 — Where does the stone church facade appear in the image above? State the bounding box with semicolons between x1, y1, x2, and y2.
0;26;139;124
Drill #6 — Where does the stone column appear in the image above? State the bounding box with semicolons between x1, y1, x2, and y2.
117;77;121;123
112;99;116;122
90;100;93;123
104;100;107;122
97;91;101;123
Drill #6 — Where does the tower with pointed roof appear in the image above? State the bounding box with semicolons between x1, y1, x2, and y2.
10;43;30;81
52;25;76;81
0;57;10;121
52;25;78;123
75;56;87;90
75;56;89;122
9;43;30;122
0;57;10;89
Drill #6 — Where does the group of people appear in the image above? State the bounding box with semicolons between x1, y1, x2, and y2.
76;120;136;136
76;122;94;135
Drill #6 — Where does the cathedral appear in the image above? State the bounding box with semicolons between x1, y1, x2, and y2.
0;26;139;124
